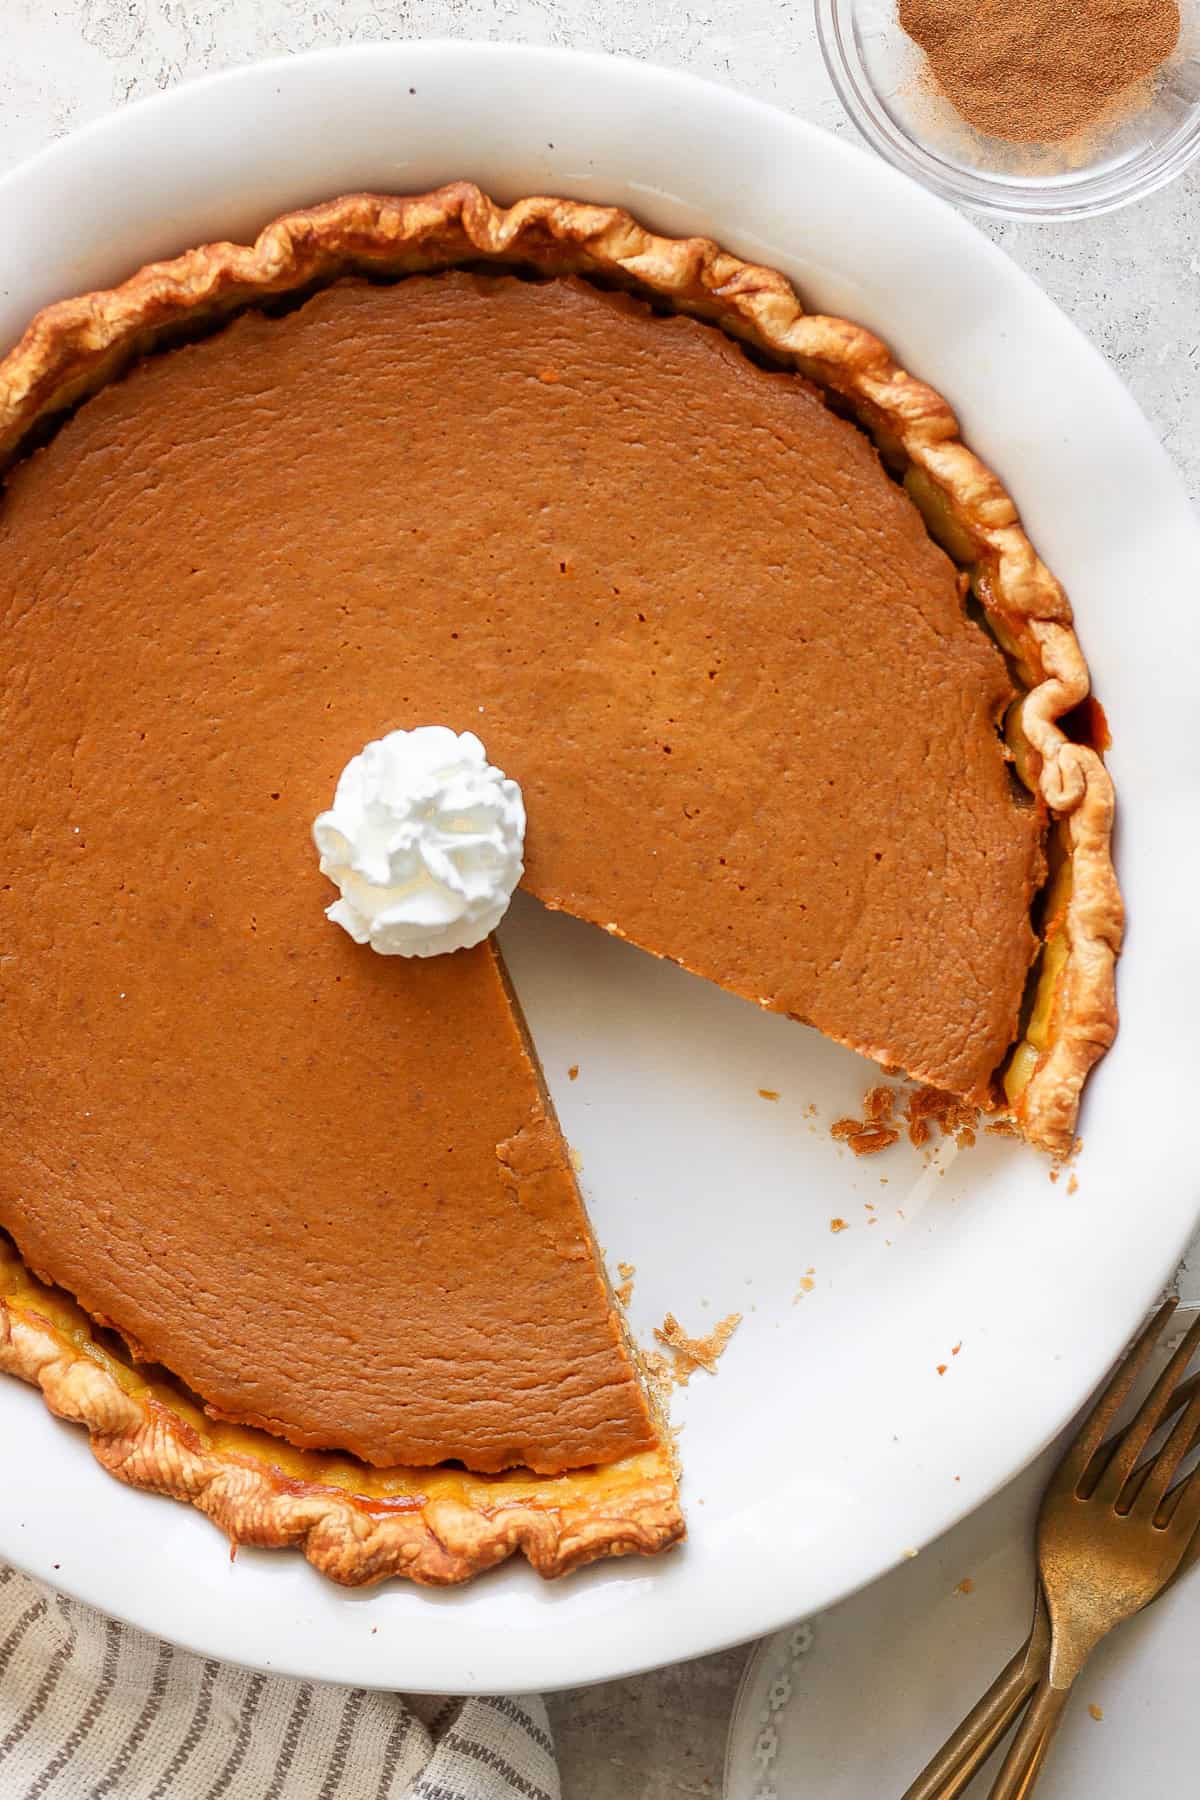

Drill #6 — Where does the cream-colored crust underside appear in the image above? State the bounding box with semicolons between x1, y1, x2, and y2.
0;183;1122;1584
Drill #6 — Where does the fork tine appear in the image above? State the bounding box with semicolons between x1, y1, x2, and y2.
1116;1369;1200;1510
1130;1370;1200;1520
1079;1368;1200;1512
1157;1458;1200;1539
1091;1312;1200;1504
1057;1300;1177;1490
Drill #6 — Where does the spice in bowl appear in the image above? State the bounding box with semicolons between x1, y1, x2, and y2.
897;0;1182;144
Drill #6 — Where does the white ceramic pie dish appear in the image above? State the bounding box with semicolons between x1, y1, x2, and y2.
0;42;1197;1696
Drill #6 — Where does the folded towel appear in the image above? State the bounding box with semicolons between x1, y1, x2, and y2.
0;1564;560;1799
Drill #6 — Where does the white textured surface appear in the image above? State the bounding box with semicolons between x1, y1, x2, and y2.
4;8;1198;1795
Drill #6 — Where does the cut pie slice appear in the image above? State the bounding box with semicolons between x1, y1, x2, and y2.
0;185;1121;1585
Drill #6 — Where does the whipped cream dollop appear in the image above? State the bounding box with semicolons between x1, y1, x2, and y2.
313;727;525;957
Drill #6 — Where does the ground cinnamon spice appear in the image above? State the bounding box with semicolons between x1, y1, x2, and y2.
898;0;1181;143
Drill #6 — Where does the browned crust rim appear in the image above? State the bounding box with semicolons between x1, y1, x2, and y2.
0;181;1121;1581
0;1241;683;1586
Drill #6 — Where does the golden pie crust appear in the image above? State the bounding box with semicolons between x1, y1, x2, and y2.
0;183;1121;1584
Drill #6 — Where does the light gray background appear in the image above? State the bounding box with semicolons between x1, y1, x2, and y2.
5;5;1198;1795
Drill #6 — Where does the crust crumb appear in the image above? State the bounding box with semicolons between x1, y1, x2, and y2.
830;1217;849;1233
653;1311;741;1385
831;1083;906;1154
1088;1704;1103;1723
794;1275;816;1300
1052;1141;1082;1192
615;1260;636;1308
757;1087;780;1102
904;1086;980;1148
640;1348;677;1404
954;1577;974;1595
567;1064;579;1081
831;1116;901;1156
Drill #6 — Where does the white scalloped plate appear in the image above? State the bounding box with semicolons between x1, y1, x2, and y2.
1;43;1198;1694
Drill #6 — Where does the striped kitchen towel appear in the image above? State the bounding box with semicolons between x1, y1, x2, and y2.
0;1564;560;1799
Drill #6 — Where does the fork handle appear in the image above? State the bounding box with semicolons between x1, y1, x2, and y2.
899;1638;1039;1800
986;1678;1074;1800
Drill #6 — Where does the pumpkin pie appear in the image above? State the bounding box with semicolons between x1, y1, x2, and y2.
0;184;1121;1585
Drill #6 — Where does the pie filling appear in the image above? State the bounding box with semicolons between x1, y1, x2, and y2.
0;185;1121;1582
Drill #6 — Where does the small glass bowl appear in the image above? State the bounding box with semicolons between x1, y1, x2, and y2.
815;0;1200;219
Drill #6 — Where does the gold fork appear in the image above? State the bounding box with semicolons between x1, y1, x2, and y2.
902;1308;1200;1799
988;1301;1200;1796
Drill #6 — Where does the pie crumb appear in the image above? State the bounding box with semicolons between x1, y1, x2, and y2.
863;1085;897;1123
568;1145;583;1172
830;1217;849;1233
830;1081;985;1157
794;1275;816;1300
954;1577;974;1596
652;1311;741;1385
615;1260;636;1308
1088;1704;1103;1722
640;1348;676;1404
905;1086;980;1148
831;1116;900;1156
1049;1165;1060;1184
758;1087;780;1102
567;1064;579;1081
1068;1173;1079;1195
